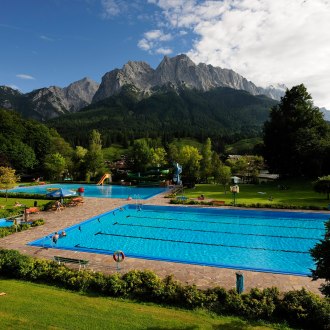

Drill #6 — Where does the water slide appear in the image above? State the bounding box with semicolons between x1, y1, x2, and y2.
173;162;182;185
97;173;112;185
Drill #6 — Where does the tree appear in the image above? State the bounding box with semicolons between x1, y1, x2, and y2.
0;166;19;201
200;138;213;182
72;146;88;180
310;219;330;297
44;153;66;181
168;143;179;163
0;138;37;171
263;84;330;177
217;165;232;194
130;140;152;172
211;151;223;184
85;130;105;180
150;147;167;167
178;145;202;183
313;176;330;200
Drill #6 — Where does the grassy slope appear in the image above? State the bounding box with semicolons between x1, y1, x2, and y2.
0;279;288;330
183;180;330;208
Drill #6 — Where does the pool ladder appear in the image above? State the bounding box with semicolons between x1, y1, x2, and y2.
133;194;143;210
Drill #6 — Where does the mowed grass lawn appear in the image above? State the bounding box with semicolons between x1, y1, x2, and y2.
0;279;290;330
184;179;330;209
0;198;51;210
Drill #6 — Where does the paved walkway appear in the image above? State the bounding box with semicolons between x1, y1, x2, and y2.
0;193;325;295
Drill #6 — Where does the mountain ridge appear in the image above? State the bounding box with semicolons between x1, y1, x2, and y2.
93;54;286;103
1;54;286;120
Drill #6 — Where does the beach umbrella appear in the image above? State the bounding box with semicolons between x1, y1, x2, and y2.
46;188;77;199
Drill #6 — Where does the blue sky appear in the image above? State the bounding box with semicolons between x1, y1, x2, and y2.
1;0;330;108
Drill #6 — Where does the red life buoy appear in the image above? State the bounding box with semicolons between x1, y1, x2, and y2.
78;187;84;193
113;250;125;262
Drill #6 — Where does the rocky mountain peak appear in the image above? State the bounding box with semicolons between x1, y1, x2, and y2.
93;54;286;102
0;85;24;110
64;77;99;111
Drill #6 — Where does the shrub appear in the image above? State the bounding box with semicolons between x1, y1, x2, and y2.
31;219;45;227
122;270;164;301
279;289;330;329
241;287;280;320
0;249;33;278
0;249;329;329
178;284;210;309
103;273;127;297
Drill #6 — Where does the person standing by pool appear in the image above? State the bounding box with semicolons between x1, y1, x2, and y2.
55;200;62;212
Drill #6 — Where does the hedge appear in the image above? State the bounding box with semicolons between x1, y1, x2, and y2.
0;249;329;329
170;199;328;210
0;220;45;238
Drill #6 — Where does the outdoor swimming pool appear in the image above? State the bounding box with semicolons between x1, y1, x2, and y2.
28;205;328;275
5;184;168;199
0;218;14;227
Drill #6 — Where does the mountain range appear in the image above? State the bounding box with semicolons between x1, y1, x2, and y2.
0;54;286;121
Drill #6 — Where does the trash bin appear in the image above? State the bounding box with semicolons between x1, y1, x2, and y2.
34;201;38;207
236;272;244;294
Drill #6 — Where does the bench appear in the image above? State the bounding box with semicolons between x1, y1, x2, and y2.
176;196;188;201
211;200;225;206
53;256;89;270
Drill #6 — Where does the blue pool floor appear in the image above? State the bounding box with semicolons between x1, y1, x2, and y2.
28;205;328;276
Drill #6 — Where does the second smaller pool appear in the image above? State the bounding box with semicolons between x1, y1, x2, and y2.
5;184;168;199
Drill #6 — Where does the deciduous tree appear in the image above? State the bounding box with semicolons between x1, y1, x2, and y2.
0;166;19;200
44;153;66;181
263;84;329;177
313;175;330;200
200;138;213;182
310;219;330;297
178;145;202;183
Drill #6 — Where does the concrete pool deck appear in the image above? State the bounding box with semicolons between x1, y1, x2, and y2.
0;193;325;295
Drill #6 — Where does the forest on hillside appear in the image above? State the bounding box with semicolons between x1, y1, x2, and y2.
47;86;277;148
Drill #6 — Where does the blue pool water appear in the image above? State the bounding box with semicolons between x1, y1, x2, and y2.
5;184;167;199
28;205;328;275
0;218;14;227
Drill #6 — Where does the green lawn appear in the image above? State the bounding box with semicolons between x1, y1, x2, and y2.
0;279;289;330
182;179;330;209
0;198;51;209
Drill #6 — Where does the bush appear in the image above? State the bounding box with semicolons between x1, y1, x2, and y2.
279;289;330;329
31;219;45;227
122;270;164;301
0;249;329;329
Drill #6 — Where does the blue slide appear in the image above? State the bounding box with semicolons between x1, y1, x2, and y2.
173;162;182;185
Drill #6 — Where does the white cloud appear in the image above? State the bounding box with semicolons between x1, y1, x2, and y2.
40;35;53;41
138;38;153;51
148;0;330;108
101;0;143;19
16;74;35;80
144;29;172;41
138;29;173;53
155;47;173;55
101;0;122;18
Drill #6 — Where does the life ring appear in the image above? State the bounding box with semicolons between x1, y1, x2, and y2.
113;250;125;262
